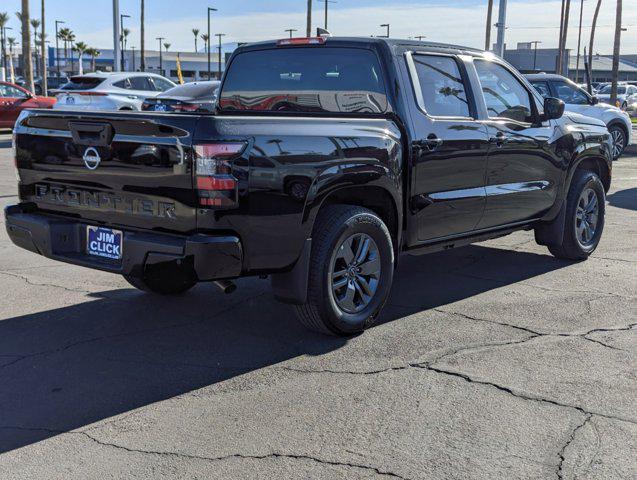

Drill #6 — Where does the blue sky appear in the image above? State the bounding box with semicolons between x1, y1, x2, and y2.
3;0;635;53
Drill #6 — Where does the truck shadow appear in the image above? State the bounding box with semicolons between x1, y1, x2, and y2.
0;243;570;453
607;187;637;211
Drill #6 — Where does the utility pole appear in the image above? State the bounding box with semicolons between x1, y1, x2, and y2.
485;0;494;50
156;37;164;74
285;28;297;38
321;0;336;30
120;13;130;71
41;0;47;96
113;0;121;72
55;20;63;77
531;40;542;71
215;33;225;79
207;6;217;80
380;24;390;38
494;0;507;57
575;0;585;82
306;0;312;36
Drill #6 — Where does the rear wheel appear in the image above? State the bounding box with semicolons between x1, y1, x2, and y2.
609;124;627;159
294;205;394;336
546;170;605;260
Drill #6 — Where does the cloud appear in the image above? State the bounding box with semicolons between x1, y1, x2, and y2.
66;1;637;54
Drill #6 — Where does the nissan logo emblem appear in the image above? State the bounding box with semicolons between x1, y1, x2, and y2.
83;147;101;170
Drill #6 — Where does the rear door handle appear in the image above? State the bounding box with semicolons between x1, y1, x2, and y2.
417;135;443;152
489;132;509;146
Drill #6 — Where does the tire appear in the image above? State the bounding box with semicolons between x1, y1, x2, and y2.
294;205;395;336
547;170;605;260
608;124;627;159
123;268;196;295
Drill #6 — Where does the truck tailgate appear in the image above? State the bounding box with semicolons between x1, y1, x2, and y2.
14;110;199;234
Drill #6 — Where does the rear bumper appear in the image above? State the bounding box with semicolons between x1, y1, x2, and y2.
4;204;243;281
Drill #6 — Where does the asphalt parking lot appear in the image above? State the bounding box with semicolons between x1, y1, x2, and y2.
0;129;634;479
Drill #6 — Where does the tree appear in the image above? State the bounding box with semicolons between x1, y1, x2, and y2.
58;27;72;74
85;47;100;72
192;28;199;52
21;0;34;93
610;0;623;106
30;18;40;77
0;12;9;75
588;0;602;90
7;36;16;82
201;33;209;53
557;0;571;74
74;41;87;75
163;42;170;52
140;0;145;71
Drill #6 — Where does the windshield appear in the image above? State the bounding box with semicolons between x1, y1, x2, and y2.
599;85;625;94
59;77;105;91
219;47;388;113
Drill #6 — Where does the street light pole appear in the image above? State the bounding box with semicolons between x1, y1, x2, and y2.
55;20;64;77
495;0;508;57
41;0;47;96
414;35;426;41
207;6;217;80
131;46;136;71
120;13;130;71
113;0;121;72
156;37;164;74
285;29;297;38
380;24;390;38
215;33;225;79
530;40;542;71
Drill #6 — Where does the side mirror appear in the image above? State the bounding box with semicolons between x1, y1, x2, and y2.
591;96;599;105
542;97;565;121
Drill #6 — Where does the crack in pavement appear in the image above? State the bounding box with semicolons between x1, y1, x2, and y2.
0;292;268;373
73;430;410;479
556;414;592;480
0;270;93;294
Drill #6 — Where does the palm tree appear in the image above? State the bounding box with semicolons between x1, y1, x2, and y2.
0;12;9;74
58;27;71;74
120;28;130;70
201;33;209;53
140;0;145;71
74;41;87;75
192;28;199;52
587;0;602;92
20;0;34;93
7;36;16;83
163;42;170;52
86;47;100;72
610;0;623;106
31;19;41;77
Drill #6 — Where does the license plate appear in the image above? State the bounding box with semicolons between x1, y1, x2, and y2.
154;104;167;111
66;96;75;105
87;226;123;260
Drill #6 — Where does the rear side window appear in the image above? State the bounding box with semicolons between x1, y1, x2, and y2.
152;77;176;92
219;47;388;113
474;60;534;123
115;76;155;91
59;77;105;91
412;55;470;117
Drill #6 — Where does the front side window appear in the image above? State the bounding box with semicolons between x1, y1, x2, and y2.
0;85;28;98
128;76;154;91
152;77;176;92
474;60;534;123
530;81;551;99
412;55;470;117
554;81;590;105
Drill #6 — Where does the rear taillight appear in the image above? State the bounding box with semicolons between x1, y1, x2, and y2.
78;91;107;96
194;143;246;208
277;37;326;46
173;103;200;112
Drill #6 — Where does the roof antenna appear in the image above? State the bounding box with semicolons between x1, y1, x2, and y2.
316;27;331;38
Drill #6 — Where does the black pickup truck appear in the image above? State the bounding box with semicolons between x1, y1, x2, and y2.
6;37;612;335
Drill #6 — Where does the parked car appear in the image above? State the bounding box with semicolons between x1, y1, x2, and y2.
34;75;70;95
595;83;637;109
527;73;633;159
7;37;613;336
0;81;56;129
141;81;220;112
52;72;176;111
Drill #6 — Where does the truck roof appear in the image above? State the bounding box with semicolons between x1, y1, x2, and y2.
236;36;485;57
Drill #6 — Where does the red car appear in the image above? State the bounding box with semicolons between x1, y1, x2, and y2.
0;81;56;129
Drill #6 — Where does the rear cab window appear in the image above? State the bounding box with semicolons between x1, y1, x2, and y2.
59;77;105;91
218;47;389;114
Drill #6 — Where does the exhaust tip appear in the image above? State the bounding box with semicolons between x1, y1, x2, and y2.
213;280;237;294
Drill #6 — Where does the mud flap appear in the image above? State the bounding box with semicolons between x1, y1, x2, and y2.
271;238;312;305
534;201;567;247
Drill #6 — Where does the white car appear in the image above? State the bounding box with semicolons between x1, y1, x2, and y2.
527;74;633;159
53;72;176;111
595;83;637;110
